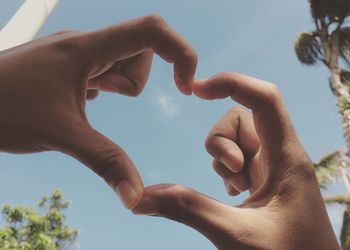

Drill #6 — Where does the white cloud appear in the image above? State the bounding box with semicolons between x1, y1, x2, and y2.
150;89;179;118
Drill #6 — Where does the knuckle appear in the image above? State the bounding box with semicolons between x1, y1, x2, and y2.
212;159;220;171
263;82;282;104
230;106;246;116
205;135;217;155
144;14;168;29
179;48;198;63
205;132;228;159
220;71;236;81
268;83;280;97
52;32;90;71
205;128;228;157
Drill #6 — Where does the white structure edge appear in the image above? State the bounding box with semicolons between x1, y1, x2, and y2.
0;0;60;51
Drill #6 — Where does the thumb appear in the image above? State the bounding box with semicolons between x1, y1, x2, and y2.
57;122;144;209
132;184;257;249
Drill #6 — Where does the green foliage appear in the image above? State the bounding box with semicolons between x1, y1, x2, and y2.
0;190;78;250
296;2;350;68
339;96;350;131
295;32;322;65
324;195;350;205
340;97;350;113
314;151;343;189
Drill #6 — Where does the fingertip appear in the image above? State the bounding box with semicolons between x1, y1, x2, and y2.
115;180;144;209
174;60;196;96
193;74;237;100
225;181;240;196
132;184;170;215
192;79;212;99
228;177;249;193
174;73;193;96
180;85;193;96
132;195;158;215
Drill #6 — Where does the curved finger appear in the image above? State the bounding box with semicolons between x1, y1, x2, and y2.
206;107;260;173
85;15;197;95
227;174;250;193
88;50;153;97
132;184;258;249
214;161;250;193
194;72;296;149
56;122;144;209
207;136;244;173
224;180;240;196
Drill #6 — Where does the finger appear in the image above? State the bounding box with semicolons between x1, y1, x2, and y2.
88;50;153;97
132;184;254;249
214;161;250;193
224;180;240;196
213;159;235;177
206;108;259;173
207;136;244;173
57;122;144;209
227;174;250;193
84;15;198;95
86;89;99;100
194;72;296;149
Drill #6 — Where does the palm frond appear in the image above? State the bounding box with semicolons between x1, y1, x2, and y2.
324;195;350;205
295;32;322;65
309;0;350;21
314;151;343;189
309;0;329;20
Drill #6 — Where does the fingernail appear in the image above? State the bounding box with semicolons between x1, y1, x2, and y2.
181;85;192;96
132;196;158;216
115;181;140;209
221;158;239;173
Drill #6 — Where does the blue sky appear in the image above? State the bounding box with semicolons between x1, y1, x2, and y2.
0;0;346;249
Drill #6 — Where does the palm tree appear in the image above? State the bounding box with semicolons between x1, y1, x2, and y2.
295;0;350;248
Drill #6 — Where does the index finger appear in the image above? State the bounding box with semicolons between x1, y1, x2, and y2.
193;72;298;149
84;15;198;95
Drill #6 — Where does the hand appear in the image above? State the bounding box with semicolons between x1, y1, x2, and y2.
133;72;340;250
0;15;197;209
